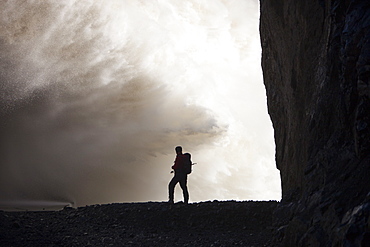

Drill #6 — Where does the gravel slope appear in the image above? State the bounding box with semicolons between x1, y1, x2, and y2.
0;201;278;246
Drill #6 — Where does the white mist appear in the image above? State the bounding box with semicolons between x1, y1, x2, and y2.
0;0;280;209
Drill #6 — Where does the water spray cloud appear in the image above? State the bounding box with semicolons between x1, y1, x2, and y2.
0;0;280;209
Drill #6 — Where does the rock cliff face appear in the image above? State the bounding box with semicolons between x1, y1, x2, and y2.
260;0;370;246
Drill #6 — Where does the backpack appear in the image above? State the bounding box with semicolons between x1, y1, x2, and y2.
182;153;192;174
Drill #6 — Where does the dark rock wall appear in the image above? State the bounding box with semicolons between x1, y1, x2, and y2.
260;0;370;246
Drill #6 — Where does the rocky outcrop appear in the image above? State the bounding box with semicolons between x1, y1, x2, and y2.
260;0;370;246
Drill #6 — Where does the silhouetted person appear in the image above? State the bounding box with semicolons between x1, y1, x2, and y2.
168;146;189;204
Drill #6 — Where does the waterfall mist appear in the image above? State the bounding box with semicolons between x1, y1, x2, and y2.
0;0;280;209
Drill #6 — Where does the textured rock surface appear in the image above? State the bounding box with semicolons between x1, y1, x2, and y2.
260;0;370;246
0;201;277;246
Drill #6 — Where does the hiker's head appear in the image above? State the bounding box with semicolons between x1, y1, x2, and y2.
175;146;182;154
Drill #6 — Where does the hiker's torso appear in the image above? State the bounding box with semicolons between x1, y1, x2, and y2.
173;154;186;171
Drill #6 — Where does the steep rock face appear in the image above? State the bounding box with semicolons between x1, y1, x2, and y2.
260;0;370;246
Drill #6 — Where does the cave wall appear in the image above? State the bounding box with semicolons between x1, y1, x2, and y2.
260;0;370;246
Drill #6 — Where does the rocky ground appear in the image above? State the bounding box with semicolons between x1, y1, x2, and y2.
0;201;278;246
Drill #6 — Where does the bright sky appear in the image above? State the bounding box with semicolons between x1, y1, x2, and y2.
0;0;281;210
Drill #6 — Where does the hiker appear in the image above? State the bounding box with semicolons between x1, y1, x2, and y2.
168;146;190;204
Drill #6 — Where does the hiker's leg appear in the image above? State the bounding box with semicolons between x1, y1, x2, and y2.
168;175;178;202
179;174;189;204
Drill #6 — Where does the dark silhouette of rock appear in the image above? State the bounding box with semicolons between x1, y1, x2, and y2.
260;0;370;246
